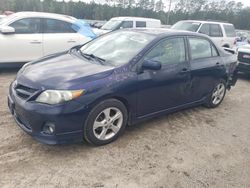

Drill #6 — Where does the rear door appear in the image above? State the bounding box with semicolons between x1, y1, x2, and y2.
223;24;236;48
198;23;224;47
209;24;224;47
0;17;43;63
42;18;82;56
188;36;224;101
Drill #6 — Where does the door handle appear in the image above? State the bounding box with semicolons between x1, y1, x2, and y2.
30;40;42;44
216;62;220;66
181;68;188;73
67;40;76;43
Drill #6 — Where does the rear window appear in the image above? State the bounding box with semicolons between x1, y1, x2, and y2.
43;18;75;33
224;24;236;37
136;21;146;28
199;24;210;35
189;37;217;60
172;21;201;32
120;21;133;29
210;24;223;37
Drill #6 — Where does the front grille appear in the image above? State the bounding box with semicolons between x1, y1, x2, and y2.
14;111;32;131
238;52;250;64
14;84;37;100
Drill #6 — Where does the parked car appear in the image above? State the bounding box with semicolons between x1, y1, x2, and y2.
237;45;250;75
235;31;250;48
8;29;238;145
93;17;161;36
0;12;96;67
171;20;236;48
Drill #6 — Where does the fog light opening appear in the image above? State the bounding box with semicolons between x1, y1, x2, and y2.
42;123;55;135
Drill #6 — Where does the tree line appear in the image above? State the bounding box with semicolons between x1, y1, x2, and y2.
0;0;250;30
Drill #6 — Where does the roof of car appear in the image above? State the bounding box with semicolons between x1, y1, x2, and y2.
128;28;208;38
178;20;234;25
4;11;77;23
111;17;161;22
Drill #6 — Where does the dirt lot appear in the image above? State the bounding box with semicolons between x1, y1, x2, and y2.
0;70;249;188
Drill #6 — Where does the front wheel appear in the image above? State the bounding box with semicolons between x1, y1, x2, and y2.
206;80;226;108
83;99;128;146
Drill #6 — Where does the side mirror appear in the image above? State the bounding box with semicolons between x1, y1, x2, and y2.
0;26;15;34
142;60;162;71
223;47;236;55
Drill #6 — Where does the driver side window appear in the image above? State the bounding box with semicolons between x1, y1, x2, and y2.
9;18;41;34
120;21;133;29
144;37;186;65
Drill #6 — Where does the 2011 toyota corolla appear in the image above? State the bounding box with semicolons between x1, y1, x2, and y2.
8;29;238;145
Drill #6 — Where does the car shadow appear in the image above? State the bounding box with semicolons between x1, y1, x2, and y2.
0;68;20;74
36;105;210;155
237;72;250;81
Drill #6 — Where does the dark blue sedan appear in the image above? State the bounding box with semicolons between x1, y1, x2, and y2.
8;29;238;145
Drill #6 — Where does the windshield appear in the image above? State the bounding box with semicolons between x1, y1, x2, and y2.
0;14;17;25
101;20;122;30
172;21;201;32
80;31;155;66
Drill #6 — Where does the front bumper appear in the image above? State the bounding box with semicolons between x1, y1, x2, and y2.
8;83;89;145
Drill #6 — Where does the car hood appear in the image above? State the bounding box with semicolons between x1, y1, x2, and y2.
92;28;111;36
17;52;115;89
238;44;250;53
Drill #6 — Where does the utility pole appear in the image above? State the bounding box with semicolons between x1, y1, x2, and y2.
166;0;172;25
40;0;44;12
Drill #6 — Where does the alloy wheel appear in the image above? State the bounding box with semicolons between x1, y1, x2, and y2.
93;107;123;141
211;83;226;105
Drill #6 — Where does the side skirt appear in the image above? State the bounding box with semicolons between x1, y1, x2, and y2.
131;97;207;125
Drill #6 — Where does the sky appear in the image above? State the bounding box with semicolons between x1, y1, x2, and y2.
58;0;250;7
234;0;250;6
216;0;250;6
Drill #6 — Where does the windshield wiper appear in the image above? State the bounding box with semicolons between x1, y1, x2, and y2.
79;51;106;65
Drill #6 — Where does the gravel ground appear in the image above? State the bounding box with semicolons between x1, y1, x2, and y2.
0;70;249;188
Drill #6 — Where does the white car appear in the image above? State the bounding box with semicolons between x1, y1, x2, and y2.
93;17;161;36
0;15;6;21
0;12;93;67
172;20;236;48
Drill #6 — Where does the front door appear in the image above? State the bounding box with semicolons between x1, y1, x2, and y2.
0;18;43;63
136;37;191;117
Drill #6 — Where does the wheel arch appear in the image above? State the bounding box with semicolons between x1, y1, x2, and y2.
88;94;133;125
222;44;230;48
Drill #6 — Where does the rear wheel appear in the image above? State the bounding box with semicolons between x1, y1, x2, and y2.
206;80;226;108
83;99;128;146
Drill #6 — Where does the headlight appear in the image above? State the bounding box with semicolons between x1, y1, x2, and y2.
35;90;84;105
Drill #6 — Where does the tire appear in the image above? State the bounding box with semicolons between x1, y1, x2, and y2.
205;79;226;108
83;99;128;146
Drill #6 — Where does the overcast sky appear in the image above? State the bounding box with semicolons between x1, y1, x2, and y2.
58;0;250;7
234;0;250;6
216;0;250;6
